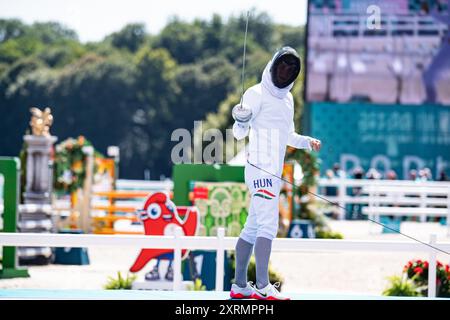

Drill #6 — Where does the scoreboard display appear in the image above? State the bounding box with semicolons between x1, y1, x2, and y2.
303;0;450;178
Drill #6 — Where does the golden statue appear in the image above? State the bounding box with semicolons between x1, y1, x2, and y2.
30;107;53;136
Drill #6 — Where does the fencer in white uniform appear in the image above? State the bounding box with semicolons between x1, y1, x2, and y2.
230;46;321;300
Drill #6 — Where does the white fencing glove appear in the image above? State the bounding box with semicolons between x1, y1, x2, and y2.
232;103;252;130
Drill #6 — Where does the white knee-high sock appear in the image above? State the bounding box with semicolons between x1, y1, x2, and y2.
234;237;254;288
255;237;272;289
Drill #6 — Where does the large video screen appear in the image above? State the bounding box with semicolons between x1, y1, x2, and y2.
305;0;450;105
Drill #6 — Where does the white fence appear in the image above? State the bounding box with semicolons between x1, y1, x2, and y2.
317;178;450;224
51;177;450;222
49;178;450;234
51;179;173;224
1;228;449;298
115;179;173;192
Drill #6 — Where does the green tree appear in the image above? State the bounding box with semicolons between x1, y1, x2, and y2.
0;13;307;179
50;54;138;155
202;14;224;57
154;17;204;64
29;22;78;44
174;57;238;123
274;25;305;50
120;47;180;178
109;23;147;52
225;10;275;53
37;42;86;68
0;19;28;43
0;21;79;65
0;37;43;64
0;63;55;157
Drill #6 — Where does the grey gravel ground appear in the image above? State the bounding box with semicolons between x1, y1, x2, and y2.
270;220;450;295
1;220;449;296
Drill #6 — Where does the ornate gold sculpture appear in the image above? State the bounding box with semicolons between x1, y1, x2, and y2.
30;107;53;136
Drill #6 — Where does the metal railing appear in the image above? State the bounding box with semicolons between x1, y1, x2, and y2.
1;228;449;298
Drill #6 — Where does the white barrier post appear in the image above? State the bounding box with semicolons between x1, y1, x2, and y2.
368;185;373;233
447;187;450;237
375;185;381;221
173;226;183;291
81;146;94;233
338;178;346;220
427;234;437;298
368;185;377;234
215;228;225;291
420;187;427;223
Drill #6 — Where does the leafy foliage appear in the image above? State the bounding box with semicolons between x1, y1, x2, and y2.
314;229;344;239
384;259;450;297
109;23;147;52
0;11;305;179
104;271;137;290
186;278;207;291
383;274;423;297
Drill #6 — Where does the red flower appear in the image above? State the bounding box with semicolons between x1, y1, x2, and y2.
417;259;422;264
437;261;443;267
423;261;429;268
414;267;423;275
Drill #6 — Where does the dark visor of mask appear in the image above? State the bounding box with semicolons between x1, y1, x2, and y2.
270;52;301;89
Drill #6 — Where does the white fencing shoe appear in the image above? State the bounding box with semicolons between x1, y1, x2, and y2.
251;282;290;300
230;282;254;299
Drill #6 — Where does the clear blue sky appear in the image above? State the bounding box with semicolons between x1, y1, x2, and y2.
0;0;308;42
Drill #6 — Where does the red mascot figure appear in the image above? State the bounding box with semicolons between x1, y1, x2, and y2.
129;192;199;281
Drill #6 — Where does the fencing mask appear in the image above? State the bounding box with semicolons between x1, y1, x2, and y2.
270;46;301;89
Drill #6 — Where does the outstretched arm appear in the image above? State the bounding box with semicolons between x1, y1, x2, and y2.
287;120;321;151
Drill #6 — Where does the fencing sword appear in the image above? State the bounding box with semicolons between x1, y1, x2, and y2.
232;11;252;124
240;11;250;107
234;11;450;256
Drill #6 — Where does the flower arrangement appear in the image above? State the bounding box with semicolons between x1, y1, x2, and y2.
403;259;450;297
384;259;450;297
53;135;101;194
285;148;320;225
285;148;343;239
285;147;320;197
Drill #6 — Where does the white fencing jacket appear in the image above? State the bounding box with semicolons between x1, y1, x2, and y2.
233;60;312;177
